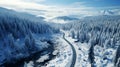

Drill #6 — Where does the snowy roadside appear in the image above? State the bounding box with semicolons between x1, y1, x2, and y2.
64;31;116;67
45;34;73;67
65;37;91;67
64;31;91;67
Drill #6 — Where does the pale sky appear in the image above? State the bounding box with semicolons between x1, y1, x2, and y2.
0;0;120;19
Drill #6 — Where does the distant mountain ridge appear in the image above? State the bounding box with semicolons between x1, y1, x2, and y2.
54;16;79;21
49;16;79;23
100;9;120;15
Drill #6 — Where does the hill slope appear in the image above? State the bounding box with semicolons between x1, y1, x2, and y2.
0;7;59;66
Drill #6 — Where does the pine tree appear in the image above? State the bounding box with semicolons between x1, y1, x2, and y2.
8;34;15;49
88;44;95;67
71;30;75;39
24;32;36;53
114;45;120;67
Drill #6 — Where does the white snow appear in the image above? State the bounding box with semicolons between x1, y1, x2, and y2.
64;31;90;67
25;61;34;67
63;31;116;67
52;50;59;55
46;35;73;67
36;54;49;63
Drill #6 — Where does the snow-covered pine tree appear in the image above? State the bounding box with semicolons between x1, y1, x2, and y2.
24;31;36;54
71;30;75;39
8;34;15;49
114;45;120;67
88;44;95;67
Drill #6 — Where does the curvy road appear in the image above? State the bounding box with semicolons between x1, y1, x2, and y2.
63;33;77;67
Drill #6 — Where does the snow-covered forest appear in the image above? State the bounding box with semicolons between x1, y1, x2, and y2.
0;7;120;67
0;7;59;66
61;15;120;67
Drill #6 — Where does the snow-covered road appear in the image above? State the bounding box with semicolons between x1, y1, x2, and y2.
63;33;77;67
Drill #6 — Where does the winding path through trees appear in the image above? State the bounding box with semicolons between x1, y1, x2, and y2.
63;33;77;67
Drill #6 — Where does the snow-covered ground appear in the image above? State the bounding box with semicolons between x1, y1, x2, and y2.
2;30;116;67
46;34;73;67
23;34;73;67
64;31;116;67
64;31;91;67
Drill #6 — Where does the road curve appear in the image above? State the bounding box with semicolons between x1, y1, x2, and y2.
63;33;77;67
